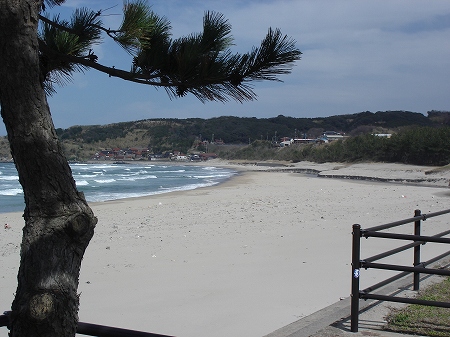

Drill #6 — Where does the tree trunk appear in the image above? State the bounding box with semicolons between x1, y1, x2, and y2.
0;1;97;336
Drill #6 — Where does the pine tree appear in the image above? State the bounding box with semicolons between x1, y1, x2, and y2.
0;1;301;336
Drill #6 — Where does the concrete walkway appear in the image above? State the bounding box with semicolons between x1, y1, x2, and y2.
264;272;444;337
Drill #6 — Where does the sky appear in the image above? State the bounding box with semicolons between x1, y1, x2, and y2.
2;0;450;135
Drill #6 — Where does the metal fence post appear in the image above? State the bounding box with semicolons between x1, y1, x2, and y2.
413;209;421;291
351;224;361;333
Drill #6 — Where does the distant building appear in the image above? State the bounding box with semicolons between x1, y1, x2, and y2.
279;139;293;147
199;153;218;160
323;131;344;141
293;138;316;144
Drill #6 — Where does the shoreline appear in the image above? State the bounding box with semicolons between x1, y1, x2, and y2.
91;160;450;211
1;161;450;337
1;160;448;217
194;159;450;188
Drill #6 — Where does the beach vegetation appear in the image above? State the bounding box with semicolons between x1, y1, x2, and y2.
385;276;450;336
0;1;300;336
217;126;450;166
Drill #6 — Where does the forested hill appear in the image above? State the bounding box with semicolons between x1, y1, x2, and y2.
1;110;448;160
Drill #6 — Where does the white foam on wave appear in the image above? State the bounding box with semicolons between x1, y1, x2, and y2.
0;175;19;181
193;172;235;179
157;181;218;192
0;188;23;196
192;175;221;179
79;165;116;170
86;191;159;202
119;175;157;181
201;166;217;171
152;169;186;173
0;163;237;208
76;174;98;178
94;179;116;184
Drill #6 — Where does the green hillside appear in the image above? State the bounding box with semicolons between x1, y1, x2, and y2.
0;110;448;162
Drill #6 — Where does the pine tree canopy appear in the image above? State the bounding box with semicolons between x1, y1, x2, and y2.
38;0;302;102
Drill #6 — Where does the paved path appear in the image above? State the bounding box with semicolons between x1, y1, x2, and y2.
264;271;445;337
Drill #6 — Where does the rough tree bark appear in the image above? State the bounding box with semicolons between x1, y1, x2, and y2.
0;1;97;336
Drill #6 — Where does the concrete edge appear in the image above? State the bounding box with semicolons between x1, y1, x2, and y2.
263;296;354;337
263;266;448;337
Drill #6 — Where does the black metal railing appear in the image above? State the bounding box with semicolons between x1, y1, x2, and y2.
0;311;175;337
351;208;450;333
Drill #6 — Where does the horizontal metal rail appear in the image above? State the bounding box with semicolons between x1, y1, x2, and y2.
351;208;450;333
424;249;450;267
362;251;450;294
360;250;450;293
0;314;8;328
361;270;410;294
364;229;450;263
364;231;450;244
77;322;175;337
362;262;450;276
365;209;450;233
364;215;425;233
361;293;450;308
0;313;175;337
364;241;422;263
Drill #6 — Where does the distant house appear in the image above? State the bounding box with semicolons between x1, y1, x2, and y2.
279;139;293;147
316;136;329;144
323;131;345;141
293;138;316;144
171;150;188;161
199;153;218;160
92;147;151;161
190;154;202;161
93;149;114;160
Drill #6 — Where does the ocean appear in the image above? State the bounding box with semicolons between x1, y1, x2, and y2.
0;162;237;214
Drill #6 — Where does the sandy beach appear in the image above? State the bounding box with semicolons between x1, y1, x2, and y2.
1;161;449;337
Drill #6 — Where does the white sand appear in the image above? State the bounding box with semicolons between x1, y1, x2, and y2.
1;161;449;337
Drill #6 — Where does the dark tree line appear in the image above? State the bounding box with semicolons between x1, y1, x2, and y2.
52;110;443;154
220;126;450;166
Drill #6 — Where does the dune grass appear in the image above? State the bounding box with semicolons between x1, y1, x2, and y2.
385;277;450;336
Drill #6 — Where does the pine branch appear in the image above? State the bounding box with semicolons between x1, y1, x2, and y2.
40;37;256;103
38;40;162;85
231;28;302;83
37;1;301;103
114;0;171;55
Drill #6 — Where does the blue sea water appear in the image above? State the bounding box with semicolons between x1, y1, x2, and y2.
0;162;237;213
